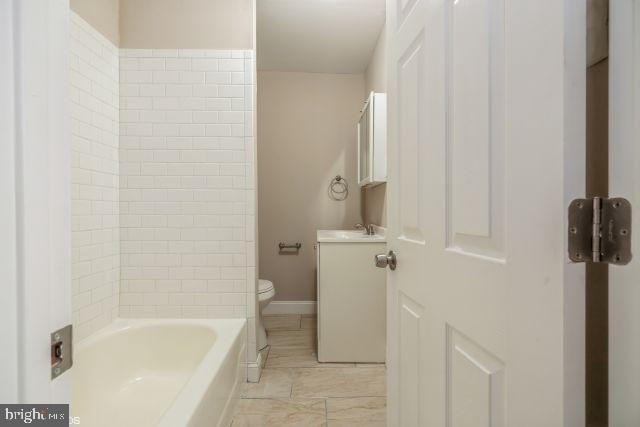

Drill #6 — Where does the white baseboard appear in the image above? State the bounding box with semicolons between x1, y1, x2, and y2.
247;351;263;383
262;301;317;315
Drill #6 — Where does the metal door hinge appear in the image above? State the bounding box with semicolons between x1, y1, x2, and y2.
51;324;72;379
568;197;632;265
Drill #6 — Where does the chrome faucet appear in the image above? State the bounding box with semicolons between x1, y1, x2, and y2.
355;223;375;235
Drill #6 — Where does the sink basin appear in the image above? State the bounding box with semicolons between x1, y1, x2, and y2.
317;229;386;243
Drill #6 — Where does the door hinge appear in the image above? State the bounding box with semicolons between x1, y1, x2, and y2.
51;324;73;379
568;197;632;265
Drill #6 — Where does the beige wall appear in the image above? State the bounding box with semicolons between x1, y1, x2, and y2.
258;71;364;301
70;0;120;45
119;0;253;48
362;25;388;226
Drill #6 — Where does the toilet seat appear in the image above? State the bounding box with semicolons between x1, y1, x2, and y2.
258;279;275;302
258;279;274;294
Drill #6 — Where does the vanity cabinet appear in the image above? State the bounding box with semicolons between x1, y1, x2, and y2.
316;230;386;363
357;91;387;187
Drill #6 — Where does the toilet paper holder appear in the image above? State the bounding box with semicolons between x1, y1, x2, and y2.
278;242;302;252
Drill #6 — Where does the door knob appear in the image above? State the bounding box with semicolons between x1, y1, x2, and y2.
375;250;397;270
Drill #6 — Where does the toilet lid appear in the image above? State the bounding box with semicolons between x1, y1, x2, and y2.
258;279;274;294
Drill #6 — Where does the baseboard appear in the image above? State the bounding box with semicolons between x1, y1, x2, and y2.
247;351;263;383
262;301;317;315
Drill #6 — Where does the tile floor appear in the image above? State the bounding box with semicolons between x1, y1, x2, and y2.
231;314;386;426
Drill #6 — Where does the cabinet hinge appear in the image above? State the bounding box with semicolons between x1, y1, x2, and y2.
568;197;632;265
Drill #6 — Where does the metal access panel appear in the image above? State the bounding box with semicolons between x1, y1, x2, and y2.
568;197;632;265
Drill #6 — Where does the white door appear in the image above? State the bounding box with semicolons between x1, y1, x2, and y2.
609;1;640;425
385;0;585;425
0;0;72;404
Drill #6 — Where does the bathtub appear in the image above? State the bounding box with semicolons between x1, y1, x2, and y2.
72;318;246;427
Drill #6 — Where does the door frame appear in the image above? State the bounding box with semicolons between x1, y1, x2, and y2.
0;0;72;403
609;0;640;424
0;0;20;404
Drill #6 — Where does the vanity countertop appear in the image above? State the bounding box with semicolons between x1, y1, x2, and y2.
317;229;386;243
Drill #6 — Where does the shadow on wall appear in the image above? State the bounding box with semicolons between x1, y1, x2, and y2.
361;184;387;227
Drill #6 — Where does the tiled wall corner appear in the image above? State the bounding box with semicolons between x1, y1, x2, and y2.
118;49;257;326
244;51;259;368
70;12;120;342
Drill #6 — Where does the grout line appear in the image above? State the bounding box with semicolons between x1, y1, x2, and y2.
324;398;328;426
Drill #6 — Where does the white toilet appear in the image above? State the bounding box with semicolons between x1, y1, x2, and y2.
257;279;275;350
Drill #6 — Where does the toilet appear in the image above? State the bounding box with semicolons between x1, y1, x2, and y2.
257;279;275;350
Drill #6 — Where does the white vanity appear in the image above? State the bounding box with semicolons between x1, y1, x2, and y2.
316;229;386;362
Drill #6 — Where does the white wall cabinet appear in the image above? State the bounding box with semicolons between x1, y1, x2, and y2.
357;91;387;187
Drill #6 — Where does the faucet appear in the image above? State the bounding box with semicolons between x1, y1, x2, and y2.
354;223;375;235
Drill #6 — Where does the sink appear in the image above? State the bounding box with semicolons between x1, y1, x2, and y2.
316;229;386;243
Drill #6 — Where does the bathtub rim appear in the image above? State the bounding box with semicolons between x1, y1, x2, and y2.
73;317;246;427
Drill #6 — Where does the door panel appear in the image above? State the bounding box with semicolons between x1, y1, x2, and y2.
447;0;505;260
398;294;423;427
448;327;505;427
386;0;585;425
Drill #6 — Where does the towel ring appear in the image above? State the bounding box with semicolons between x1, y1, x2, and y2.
328;175;349;201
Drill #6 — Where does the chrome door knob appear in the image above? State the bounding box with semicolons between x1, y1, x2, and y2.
375;250;397;270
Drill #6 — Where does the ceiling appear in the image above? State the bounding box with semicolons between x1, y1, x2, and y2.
257;0;386;74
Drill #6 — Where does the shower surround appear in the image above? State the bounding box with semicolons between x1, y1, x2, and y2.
70;14;120;342
70;12;259;372
118;48;258;359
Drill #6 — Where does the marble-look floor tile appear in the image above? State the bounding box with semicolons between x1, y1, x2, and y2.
263;315;301;331
232;398;327;427
241;368;293;399
265;346;355;369
291;367;386;398
267;329;316;348
300;315;317;329
326;397;386;426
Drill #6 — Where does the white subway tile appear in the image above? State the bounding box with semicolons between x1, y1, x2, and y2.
153;70;181;84
180;71;205;84
117;48;256;331
206;72;232;84
153;123;180;136
165;84;193;97
121;70;153;83
204;98;232;111
218;111;244;124
192;58;219;71
218;85;244;98
193;111;219;123
179;124;205;137
205;124;232;137
139;84;166;97
193;84;219;97
139;58;166;71
218;59;244;72
165;58;192;71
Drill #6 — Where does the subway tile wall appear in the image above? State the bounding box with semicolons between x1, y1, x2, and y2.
118;49;256;326
70;13;120;342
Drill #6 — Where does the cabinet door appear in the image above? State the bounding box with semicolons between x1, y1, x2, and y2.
318;242;386;362
358;107;370;184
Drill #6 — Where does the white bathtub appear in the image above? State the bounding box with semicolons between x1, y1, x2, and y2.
72;318;246;427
